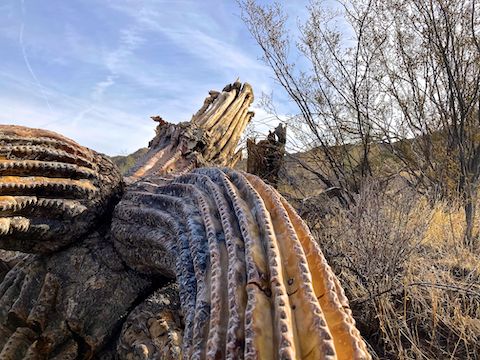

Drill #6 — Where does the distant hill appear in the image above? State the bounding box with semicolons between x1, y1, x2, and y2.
110;148;148;175
109;141;400;195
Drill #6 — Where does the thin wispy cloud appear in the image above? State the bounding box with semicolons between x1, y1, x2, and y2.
0;73;154;154
109;2;269;73
92;75;116;99
90;27;146;104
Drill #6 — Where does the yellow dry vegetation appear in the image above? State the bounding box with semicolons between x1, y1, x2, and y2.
309;185;480;359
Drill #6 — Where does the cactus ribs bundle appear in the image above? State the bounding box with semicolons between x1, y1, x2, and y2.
0;82;370;359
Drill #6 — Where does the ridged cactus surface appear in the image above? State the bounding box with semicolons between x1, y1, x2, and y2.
113;168;371;359
0;126;123;253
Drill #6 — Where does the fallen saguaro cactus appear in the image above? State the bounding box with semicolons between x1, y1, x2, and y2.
0;81;370;359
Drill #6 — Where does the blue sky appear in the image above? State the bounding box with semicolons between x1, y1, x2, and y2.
0;0;309;155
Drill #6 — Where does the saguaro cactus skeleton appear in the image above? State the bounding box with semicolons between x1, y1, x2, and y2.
0;82;370;359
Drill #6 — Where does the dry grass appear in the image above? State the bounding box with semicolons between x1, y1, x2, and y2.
306;181;480;359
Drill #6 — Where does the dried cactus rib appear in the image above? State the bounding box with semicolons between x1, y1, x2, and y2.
141;185;210;359
172;173;241;360
0;259;58;330
110;177;217;357
113;186;198;357
213;170;280;359
0;125;123;253
0;235;151;359
243;174;341;358
0;256;56;358
117;282;183;360
162;181;249;360
172;176;242;359
0;326;37;359
195;87;237;131
112;196;178;277
0;160;98;179
203;83;250;140
158;184;216;359
202;83;254;164
0;131;96;169
114;171;245;359
228;171;330;359
172;172;249;359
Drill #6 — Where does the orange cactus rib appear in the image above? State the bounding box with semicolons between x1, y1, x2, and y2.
0;126;123;253
278;194;371;359
238;173;335;359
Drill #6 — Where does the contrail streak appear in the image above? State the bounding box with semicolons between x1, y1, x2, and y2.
19;0;54;116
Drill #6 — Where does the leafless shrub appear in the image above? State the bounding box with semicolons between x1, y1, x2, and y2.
308;180;480;359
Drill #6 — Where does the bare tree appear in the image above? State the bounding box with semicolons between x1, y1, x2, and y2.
240;0;386;206
372;0;480;246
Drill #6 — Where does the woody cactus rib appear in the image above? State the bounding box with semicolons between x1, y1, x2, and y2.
0;236;150;358
117;282;183;359
128;81;254;179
